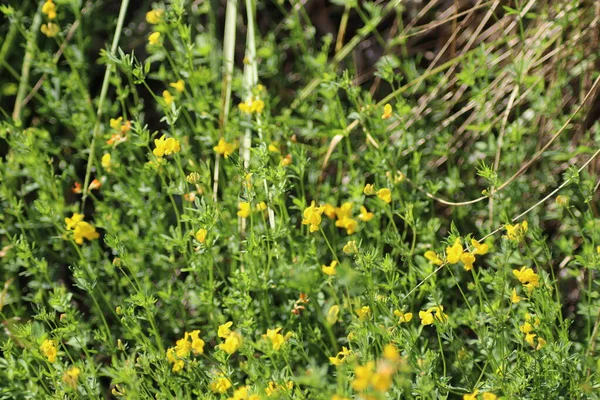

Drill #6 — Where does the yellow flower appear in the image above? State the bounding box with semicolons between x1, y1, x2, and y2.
322;260;338;276
101;153;112;171
482;393;498;400
382;103;392;119
170;79;185;93
352;361;375;391
446;238;463;264
336;217;358;235
218;332;242;354
210;377;232;394
162;89;173;106
510;288;522;303
419;310;435;326
371;362;395;392
504;221;528;241
42;0;57;19
513;266;540;291
175;334;192;358
110;117;123;130
263;328;291;351
40;339;57;363
536;337;546;350
62;366;81;389
65;213;99;245
471;239;489;255
322;203;336;219
343;240;358;254
213;138;236;158
195;228;207;243
363;183;376;195
525;332;537;347
41;23;59;37
520;321;533;334
302;201;324;233
218;321;233;338
166;347;184;372
188;330;205;354
237;202;251;218
329;346;352;366
377;188;392;203
280;153;292;166
327;305;340;324
424;251;443;265
356;306;371;321
461;252;476;271
230;386;251;400
146;9;164;24
420;306;448;325
255;201;268;212
358;206;374;222
463;390;479;400
268;142;280;153
383;344;400;362
238;98;265;114
153;135;180;157
148;31;161;45
393;310;413;323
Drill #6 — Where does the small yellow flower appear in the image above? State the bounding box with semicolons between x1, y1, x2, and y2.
186;172;201;184
237;202;251;218
520;321;533;334
419;310;435;326
463;390;479;400
383;344;400;361
461;252;476;271
210;377;232;394
162;90;174;106
377;188;392;204
322;260;338;276
536;337;546;350
166;347;184;372
101;153;112;171
148;31;161;45
146;9;164;24
525;332;537;347
255;201;268;212
170;79;185;93
268;142;280;153
513;266;540;291
482;393;498;400
329;346;352;366
343;240;358;254
358;206;374;222
302;201;325;233
356;306;371;321
175;334;192;358
238;98;265;114
363;183;376;195
471;239;489;255
42;0;57;19
62;366;81;389
322;204;336;219
218;321;233;338
424;251;443;265
41;23;59;37
110;117;123;130
504;221;528;242
352;361;375;391
446;238;463;264
40;339;57;363
382;103;392;119
510;288;522;303
153;135;180;157
213;138;236;158
65;213;99;245
195;228;207;243
393;310;413;323
218;331;242;354
327;305;340;324
336;217;358;235
280;153;292;166
263;328;289;351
